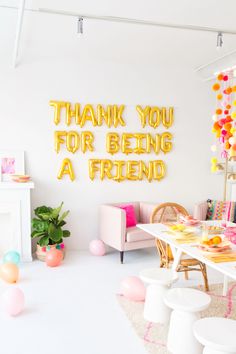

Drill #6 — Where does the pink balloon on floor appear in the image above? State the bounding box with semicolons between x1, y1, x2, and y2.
89;240;106;256
46;248;63;267
2;287;25;316
120;276;146;301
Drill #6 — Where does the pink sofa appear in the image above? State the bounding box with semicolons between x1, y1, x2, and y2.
193;201;209;221
194;200;236;222
100;202;158;263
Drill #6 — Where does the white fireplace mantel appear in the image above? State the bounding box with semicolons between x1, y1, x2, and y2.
0;182;34;262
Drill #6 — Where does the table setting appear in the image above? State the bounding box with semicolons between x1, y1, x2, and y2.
164;216;236;263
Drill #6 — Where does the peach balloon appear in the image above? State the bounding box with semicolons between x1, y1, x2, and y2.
0;263;19;283
2;287;24;316
46;248;63;267
120;276;146;301
89;240;106;256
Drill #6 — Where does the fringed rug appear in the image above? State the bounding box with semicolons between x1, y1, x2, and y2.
117;283;236;354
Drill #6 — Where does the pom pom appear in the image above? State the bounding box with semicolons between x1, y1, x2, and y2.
225;141;231;150
229;137;236;145
233;100;236;106
216;108;222;115
224;110;229;115
212;83;220;91
217;93;223;100
213;122;220;130
211;157;217;164
226;132;233;139
218;119;226;127
212;114;217;121
226;116;233;123
226;104;231;109
224;123;232;131
217;73;224;81
232;144;236;151
225;87;232;94
223;75;229;81
232;86;236;92
211;145;217;152
221;129;227;136
232;112;236;119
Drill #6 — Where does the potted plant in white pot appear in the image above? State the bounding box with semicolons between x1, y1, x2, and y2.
31;202;70;261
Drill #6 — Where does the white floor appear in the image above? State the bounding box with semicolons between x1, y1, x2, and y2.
0;248;225;354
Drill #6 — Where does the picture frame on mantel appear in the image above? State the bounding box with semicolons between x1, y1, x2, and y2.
0;150;25;182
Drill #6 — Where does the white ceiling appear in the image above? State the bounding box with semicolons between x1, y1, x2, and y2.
1;0;236;76
1;0;236;30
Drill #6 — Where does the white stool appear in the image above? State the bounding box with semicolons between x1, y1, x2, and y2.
193;317;236;354
164;288;211;354
139;268;178;324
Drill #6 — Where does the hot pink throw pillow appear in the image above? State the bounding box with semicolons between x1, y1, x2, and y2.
119;204;137;227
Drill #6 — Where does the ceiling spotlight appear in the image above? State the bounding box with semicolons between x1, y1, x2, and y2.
77;17;83;34
216;32;223;49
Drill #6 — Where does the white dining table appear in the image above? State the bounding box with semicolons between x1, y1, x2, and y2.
138;222;236;295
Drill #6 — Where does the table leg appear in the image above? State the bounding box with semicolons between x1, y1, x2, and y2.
171;247;183;272
223;275;228;296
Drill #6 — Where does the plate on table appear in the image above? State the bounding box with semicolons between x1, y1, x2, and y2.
11;175;31;183
179;215;201;227
198;240;232;253
201;225;225;235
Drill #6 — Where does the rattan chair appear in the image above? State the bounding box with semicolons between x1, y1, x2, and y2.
150;202;209;291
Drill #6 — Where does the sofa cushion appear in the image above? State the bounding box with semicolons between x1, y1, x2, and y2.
206;200;236;222
119;204;137;227
113;202;140;222
126;226;154;242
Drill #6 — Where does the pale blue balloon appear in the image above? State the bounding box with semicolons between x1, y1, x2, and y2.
3;251;20;265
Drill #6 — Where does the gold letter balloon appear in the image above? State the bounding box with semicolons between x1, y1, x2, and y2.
52;100;174;182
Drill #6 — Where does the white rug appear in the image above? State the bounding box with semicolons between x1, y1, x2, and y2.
117;283;236;354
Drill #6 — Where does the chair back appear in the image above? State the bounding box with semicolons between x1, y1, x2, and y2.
150;203;189;267
150;202;188;224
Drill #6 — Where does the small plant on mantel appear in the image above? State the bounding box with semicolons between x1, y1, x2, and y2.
31;202;70;261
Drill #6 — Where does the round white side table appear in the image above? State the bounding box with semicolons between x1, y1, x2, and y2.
193;317;236;354
139;267;178;324
164;287;211;354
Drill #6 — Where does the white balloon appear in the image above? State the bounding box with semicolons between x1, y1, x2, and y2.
229;137;236;145
212;114;217;121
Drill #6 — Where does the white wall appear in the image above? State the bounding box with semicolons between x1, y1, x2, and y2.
0;5;226;249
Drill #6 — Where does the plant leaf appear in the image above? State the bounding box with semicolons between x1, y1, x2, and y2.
58;220;66;227
48;224;63;242
38;236;49;246
34;206;52;219
37;213;52;221
32;219;48;232
31;230;45;239
58;210;69;223
63;230;70;237
56;239;63;245
51;202;64;219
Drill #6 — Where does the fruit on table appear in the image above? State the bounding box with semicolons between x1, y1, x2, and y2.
201;235;222;246
212;236;222;245
170;224;186;231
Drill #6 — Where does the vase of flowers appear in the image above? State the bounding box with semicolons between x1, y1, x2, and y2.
31;202;70;261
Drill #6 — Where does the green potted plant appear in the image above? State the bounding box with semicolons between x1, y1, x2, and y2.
31;202;70;261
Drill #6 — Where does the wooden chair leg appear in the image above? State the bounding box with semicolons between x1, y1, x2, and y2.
120;251;124;264
184;270;189;280
200;263;209;292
